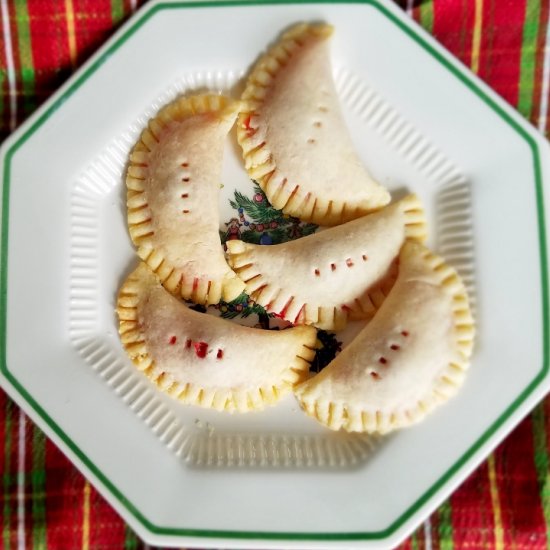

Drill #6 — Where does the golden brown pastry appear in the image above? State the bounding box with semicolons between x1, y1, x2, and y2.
126;94;244;305
295;241;474;433
227;195;426;330
237;23;390;226
117;263;318;412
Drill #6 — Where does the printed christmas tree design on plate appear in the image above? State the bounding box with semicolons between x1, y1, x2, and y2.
221;182;317;246
218;182;316;324
214;182;341;371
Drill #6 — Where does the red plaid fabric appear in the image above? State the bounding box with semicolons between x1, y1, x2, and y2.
1;1;550;548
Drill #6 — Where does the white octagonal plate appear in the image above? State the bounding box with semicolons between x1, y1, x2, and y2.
1;0;550;548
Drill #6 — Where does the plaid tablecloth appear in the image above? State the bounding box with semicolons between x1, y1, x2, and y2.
0;0;549;548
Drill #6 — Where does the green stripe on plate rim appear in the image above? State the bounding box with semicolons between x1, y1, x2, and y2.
0;0;548;542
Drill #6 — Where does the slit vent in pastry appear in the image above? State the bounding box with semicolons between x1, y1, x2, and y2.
126;94;244;305
294;241;474;433
117;263;318;412
227;194;426;330
238;23;391;226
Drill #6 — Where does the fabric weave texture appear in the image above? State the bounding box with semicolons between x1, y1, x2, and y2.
1;0;549;548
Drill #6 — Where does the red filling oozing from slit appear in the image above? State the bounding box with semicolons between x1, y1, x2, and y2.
169;336;177;345
185;339;192;349
401;330;409;337
278;297;294;319
194;341;208;358
242;115;257;137
293;305;305;324
216;349;224;359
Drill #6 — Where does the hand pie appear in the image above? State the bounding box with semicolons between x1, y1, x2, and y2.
126;94;245;305
117;263;318;412
226;195;426;331
237;23;391;226
294;241;475;433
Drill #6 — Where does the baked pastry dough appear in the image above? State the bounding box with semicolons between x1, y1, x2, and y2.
226;195;426;331
237;23;391;226
117;263;318;412
294;241;474;433
126;94;244;305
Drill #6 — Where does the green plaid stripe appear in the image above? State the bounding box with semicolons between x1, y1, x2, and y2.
532;403;550;548
419;1;434;34
438;501;454;550
519;0;543;118
111;0;126;25
13;0;35;118
124;524;140;549
31;426;46;550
